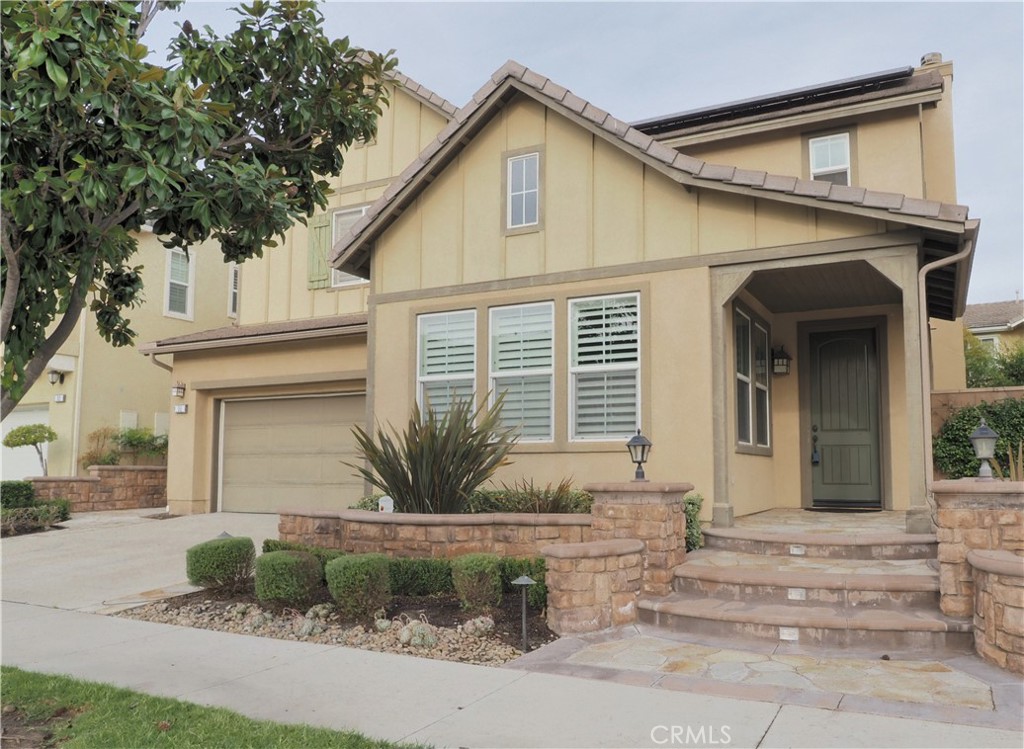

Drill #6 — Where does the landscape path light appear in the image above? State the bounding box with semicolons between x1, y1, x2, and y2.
511;575;536;653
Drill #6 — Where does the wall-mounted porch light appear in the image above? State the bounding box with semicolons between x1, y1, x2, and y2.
171;382;186;398
969;418;999;480
47;370;65;385
772;346;792;376
626;429;652;481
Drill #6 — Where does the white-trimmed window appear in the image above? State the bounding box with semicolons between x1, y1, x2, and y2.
809;133;850;186
417;310;476;416
227;262;240;318
735;307;771;450
507;153;539;229
490;302;554;441
570;293;640;440
332;206;369;287
164;247;195;319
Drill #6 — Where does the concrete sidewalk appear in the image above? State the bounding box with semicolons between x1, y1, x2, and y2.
2;511;1023;747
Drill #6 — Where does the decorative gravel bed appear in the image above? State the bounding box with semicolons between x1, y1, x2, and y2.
119;591;556;666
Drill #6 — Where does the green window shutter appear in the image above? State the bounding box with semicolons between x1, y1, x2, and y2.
307;212;331;289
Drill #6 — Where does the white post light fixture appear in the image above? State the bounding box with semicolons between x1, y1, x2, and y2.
626;429;652;481
969;418;999;480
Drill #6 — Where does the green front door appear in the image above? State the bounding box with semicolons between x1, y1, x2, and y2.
809;328;882;508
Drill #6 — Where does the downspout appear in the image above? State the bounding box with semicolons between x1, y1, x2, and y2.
917;221;978;522
142;351;174;372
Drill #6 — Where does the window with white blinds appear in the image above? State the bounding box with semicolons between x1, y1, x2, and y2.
164;247;194;319
332;206;368;287
418;310;476;415
490;302;553;441
570;293;640;440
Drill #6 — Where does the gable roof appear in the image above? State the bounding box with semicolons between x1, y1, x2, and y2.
388;67;458;120
331;60;975;307
963;300;1024;332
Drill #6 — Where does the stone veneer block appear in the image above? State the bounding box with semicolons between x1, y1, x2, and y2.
968;549;1024;673
542;539;644;635
32;467;166;512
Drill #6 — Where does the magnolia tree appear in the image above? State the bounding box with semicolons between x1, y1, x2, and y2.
1;0;395;417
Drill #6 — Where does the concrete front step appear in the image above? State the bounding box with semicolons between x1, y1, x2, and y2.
638;593;974;655
674;549;939;609
703;527;937;559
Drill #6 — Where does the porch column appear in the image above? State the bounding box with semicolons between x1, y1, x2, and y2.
900;260;930;533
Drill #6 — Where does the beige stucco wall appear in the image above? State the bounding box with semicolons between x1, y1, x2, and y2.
931;318;968;390
236;85;450;326
10;231;233;476
164;335;368;515
672;60;957;204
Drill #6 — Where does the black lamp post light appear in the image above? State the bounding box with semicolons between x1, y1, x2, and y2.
969;418;999;480
511;575;536;652
626;429;652;481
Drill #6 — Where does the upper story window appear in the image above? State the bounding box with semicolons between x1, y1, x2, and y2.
417;310;476;417
570;293;640;440
227;262;240;318
506;151;540;233
735;306;771;452
164;247;195;320
490;302;554;441
332;206;369;287
809;132;850;186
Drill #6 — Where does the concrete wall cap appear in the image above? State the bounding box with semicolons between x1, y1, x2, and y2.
31;476;101;484
968;548;1024;578
542;538;645;559
89;465;167;473
933;480;1024;497
584;482;694;494
280;509;590;527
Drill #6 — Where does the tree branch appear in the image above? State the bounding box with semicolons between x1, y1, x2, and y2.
1;217;21;343
0;261;95;420
136;0;161;39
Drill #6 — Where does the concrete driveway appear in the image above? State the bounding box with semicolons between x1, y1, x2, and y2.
0;510;279;612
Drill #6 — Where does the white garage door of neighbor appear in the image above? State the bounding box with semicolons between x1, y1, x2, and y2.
2;405;50;480
220;395;365;513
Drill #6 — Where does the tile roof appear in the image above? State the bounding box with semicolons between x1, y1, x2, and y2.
143;313;368;351
388;68;458;119
331;60;972;274
963;300;1024;330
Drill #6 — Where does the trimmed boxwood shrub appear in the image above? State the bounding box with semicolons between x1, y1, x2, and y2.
186;537;255;591
499;557;546;609
325;554;390;620
389;557;453;596
262;539;345;573
255;551;323;606
1;481;36;509
451;553;502;611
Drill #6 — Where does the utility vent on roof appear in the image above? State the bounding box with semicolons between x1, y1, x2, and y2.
921;52;943;66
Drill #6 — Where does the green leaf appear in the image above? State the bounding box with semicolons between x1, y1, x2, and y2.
121;166;147;190
45;57;69;90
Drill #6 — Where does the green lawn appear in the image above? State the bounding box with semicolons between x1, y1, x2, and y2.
1;666;426;748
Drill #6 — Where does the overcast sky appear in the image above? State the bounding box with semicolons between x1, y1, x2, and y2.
145;1;1023;305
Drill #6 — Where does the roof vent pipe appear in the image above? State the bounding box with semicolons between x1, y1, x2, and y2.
920;52;943;66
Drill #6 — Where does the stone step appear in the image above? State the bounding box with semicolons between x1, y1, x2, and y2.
703;526;937;560
674;550;939;609
638;592;974;655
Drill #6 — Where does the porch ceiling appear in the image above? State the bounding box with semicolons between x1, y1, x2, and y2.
744;260;901;313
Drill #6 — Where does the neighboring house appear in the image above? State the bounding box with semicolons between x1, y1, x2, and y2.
1;230;235;479
139;73;458;515
148;54;976;533
963;299;1024;351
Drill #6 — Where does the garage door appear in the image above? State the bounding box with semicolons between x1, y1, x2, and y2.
2;405;50;480
220;395;365;513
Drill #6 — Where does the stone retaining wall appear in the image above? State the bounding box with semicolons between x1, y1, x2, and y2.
542;539;644;634
968;549;1024;674
32;466;166;512
933;480;1024;618
278;509;592;558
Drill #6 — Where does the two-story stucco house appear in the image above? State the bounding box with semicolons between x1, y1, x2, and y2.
147;54;975;534
1;231;236;480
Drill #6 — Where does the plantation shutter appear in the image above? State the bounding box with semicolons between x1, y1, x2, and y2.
331;207;367;286
491;303;553;440
307;212;331;289
571;294;639;439
418;310;476;415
